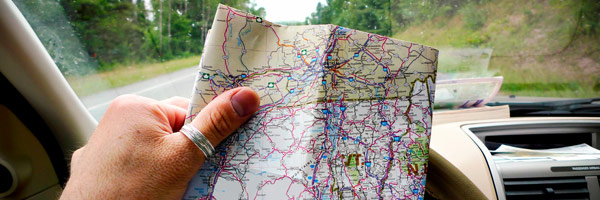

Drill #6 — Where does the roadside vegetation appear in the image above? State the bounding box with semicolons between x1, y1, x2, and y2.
309;0;600;98
17;0;598;98
15;0;263;97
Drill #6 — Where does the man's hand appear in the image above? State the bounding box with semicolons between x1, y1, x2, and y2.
61;87;260;199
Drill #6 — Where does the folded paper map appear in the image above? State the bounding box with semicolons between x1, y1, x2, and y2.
183;4;438;199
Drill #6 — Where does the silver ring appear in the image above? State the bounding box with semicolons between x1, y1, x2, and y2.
180;124;215;157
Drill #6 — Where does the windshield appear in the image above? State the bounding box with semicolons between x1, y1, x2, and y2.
14;0;599;120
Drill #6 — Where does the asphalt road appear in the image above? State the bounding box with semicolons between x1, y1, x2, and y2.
81;67;198;121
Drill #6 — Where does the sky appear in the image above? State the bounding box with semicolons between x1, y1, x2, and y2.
252;0;327;22
138;0;325;23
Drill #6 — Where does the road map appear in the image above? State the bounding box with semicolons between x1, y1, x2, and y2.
183;4;438;199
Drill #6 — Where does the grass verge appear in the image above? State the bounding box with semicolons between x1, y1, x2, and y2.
66;55;201;97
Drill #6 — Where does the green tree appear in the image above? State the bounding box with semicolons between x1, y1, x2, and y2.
306;0;392;36
61;0;149;68
306;0;482;36
55;0;262;70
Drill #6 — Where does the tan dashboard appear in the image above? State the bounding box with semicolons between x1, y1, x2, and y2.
427;106;600;199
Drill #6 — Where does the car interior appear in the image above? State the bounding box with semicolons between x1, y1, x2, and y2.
1;0;599;199
1;1;96;199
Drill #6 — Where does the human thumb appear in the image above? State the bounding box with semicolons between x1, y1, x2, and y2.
188;87;260;147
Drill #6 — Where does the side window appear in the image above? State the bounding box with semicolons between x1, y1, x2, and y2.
14;0;264;120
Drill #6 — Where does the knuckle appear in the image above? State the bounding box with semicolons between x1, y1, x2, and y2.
71;147;84;161
109;94;163;116
110;94;139;109
142;100;162;112
166;96;190;108
170;96;188;102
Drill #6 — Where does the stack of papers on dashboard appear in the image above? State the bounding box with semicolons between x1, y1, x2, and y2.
434;76;503;108
491;144;600;163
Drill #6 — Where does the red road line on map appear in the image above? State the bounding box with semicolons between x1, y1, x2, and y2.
269;26;295;48
228;8;257;19
380;37;388;50
222;10;232;74
364;48;383;63
393;43;412;78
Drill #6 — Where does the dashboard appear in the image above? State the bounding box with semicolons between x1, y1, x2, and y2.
429;108;600;200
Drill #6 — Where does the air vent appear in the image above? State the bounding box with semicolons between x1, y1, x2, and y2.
504;177;590;200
